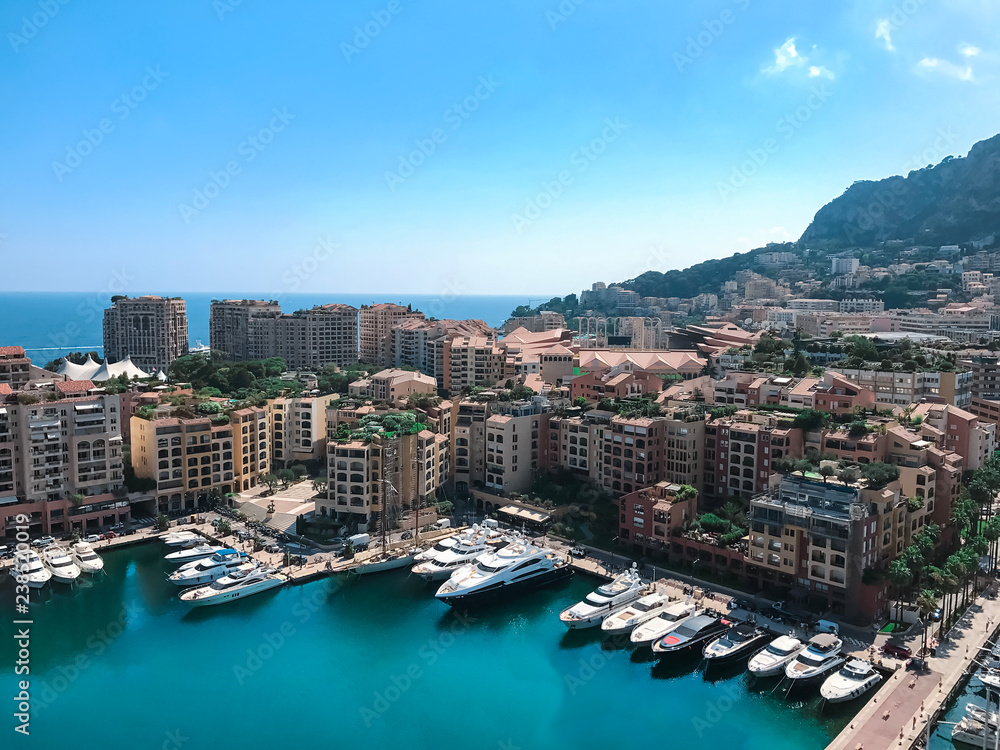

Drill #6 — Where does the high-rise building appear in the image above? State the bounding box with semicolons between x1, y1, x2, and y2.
209;299;282;360
359;303;423;366
103;296;189;374
0;346;31;390
275;304;359;369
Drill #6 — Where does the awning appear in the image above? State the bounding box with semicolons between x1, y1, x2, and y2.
498;505;551;524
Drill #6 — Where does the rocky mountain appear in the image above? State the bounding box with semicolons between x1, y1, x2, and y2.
800;133;1000;247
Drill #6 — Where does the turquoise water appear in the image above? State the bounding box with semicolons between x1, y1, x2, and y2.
0;291;535;364
2;544;853;750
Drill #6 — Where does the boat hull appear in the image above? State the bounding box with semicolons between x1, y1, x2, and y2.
703;635;771;665
784;658;846;685
354;553;417;574
413;565;458;582
820;675;881;703
438;565;573;606
181;578;285;607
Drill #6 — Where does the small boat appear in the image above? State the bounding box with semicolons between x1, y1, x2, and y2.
354;549;421;575
42;546;82;584
703;623;772;664
179;565;286;607
8;549;52;589
630;602;699;647
70;542;105;574
169;549;250;586
952;707;1000;748
161;531;204;548
600;593;672;637
652;614;730;655
559;567;645;629
165;544;225;564
747;634;807;677
820;660;882;703
784;633;846;683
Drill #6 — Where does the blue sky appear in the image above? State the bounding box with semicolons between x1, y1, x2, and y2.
1;0;998;297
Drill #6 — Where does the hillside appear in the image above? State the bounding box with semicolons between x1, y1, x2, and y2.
800;133;1000;246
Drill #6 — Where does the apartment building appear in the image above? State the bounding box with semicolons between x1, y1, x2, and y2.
390;318;495;386
829;367;972;407
599;416;667;497
547;412;607;484
0;382;127;539
360;303;423;366
209;299;282;360
965;356;1000;402
703;413;800;501
348;369;437;402
787;299;839;312
570;368;663;402
618;482;696;553
712;373;822;410
0;346;31;390
812;372;876;414
796;312;878;337
831;257;860;274
839;298;885;314
502;311;566;334
444;335;505;396
131;406;269;513
103;295;189;374
269;393;338;468
484;404;549;495
275;304;359;369
452;401;489;493
910;402;996;471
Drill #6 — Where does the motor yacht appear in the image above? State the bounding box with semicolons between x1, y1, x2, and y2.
413;525;507;564
179;565;286;607
630;602;699;647
161;530;203;548
702;623;772;664
952;706;999;747
165;544;224;564
412;531;498;581
169;549;250;586
784;633;846;682
354;548;421;574
652;613;730;655
8;549;52;589
70;542;105;574
819;659;882;703
747;634;807;677
559;567;645;629
413;536;458;563
43;546;82;584
435;538;571;605
600;593;672;637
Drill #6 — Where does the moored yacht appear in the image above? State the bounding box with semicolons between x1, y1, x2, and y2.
354;548;421;574
559;567;645;629
819;659;882;703
784;633;846;682
600;593;672;637
165;544;224;564
952;706;999;747
630;602;699;647
412;531;497;581
747;635;807;677
9;549;52;589
161;530;203;548
435;538;571;605
179;565;286;607
43;546;82;584
652;613;730;655
169;549;250;586
702;623;772;664
70;542;105;574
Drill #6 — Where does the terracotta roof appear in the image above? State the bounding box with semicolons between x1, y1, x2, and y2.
55;380;95;394
0;383;12;395
0;346;27;357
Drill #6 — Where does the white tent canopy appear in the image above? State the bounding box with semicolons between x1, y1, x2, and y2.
56;354;102;380
90;355;150;382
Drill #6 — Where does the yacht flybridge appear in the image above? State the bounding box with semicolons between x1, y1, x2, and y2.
784;634;846;682
411;529;501;582
599;593;672;637
179;565;286;607
43;546;82;584
169;549;250;586
819;660;882;703
71;542;105;574
559;567;645;629
9;549;52;589
435;538;571;605
747;635;807;677
629;602;699;647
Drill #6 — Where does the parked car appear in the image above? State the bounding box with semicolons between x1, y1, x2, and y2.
568;546;586;557
31;536;55;548
728;598;757;613
264;543;280;553
882;639;913;660
99;531;117;541
110;522;125;531
84;534;101;543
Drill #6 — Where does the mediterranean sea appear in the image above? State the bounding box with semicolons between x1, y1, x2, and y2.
1;544;852;750
0;292;538;365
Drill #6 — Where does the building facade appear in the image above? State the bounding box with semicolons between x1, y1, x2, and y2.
103;296;189;374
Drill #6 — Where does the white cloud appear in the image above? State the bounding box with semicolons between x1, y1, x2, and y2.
809;65;835;79
960;44;981;57
917;57;974;81
875;19;895;51
763;38;805;74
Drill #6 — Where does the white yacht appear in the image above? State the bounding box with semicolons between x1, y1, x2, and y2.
747;634;807;677
435;538;571;605
354;548;421;574
70;542;105;574
703;623;772;664
413;536;459;563
9;549;52;589
630;602;699;647
413;524;507;564
412;531;497;581
179;566;286;607
165;544;224;564
600;593;672;637
819;660;882;703
952;705;999;747
559;567;645;629
161;531;203;548
169;549;250;586
784;633;846;682
43;546;82;584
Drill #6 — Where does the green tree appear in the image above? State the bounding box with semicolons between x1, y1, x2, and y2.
262;473;279;492
276;468;294;488
888;558;913;621
861;461;899;489
155;512;170;532
572;396;588;408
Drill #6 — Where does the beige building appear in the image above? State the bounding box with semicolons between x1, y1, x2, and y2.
484;407;549;495
131;406;269;513
274;304;359;368
209;299;282;360
269;393;338;468
502;311;566;334
452;400;489;493
0;382;126;539
360;303;424;366
103;295;189;374
0;346;31;390
444;335;505;395
349;369;437;402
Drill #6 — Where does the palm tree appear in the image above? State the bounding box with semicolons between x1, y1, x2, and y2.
719;499;744;531
915;589;938;656
888;559;913;623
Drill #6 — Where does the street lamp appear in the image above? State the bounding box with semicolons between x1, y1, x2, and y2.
610;536;620;573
